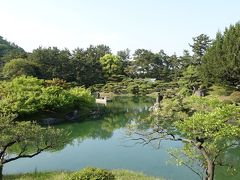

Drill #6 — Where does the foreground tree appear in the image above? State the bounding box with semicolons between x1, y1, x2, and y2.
134;97;240;180
0;113;66;180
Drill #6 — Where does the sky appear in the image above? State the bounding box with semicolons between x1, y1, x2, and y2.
0;0;239;55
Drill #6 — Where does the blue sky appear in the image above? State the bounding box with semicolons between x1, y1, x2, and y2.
0;0;239;55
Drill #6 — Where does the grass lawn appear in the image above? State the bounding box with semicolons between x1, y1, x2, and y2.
4;169;164;180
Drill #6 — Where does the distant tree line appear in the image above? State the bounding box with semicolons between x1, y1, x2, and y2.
1;22;240;87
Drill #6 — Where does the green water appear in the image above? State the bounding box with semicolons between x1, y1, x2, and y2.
4;96;240;180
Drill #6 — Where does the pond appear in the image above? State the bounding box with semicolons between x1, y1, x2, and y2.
4;96;240;180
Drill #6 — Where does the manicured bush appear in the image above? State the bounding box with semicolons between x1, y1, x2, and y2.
40;86;74;110
69;167;115;180
229;91;240;103
209;85;234;96
127;85;139;95
69;87;95;107
2;58;39;79
108;75;126;82
88;84;105;93
44;78;69;89
0;76;95;116
0;76;44;114
98;78;162;95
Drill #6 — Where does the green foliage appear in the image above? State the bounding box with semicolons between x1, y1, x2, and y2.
189;34;212;65
4;171;70;180
107;75;126;82
133;49;157;78
0;113;66;168
0;35;194;87
132;49;167;79
208;85;234;96
0;76;95;116
101;82;124;94
29;47;72;81
99;79;157;95
176;97;240;140
100;54;124;79
4;169;163;180
40;86;74;110
44;78;69;89
112;169;161;180
69;87;95;107
127;85;139;95
88;84;105;93
201;23;240;85
229;91;240;104
141;96;240;179
0;76;44;114
71;45;110;86
0;36;26;65
2;58;39;79
174;98;240;175
117;48;130;61
69;167;115;180
178;65;200;96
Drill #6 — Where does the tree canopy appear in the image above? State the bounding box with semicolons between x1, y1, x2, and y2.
100;54;123;79
0;113;67;180
0;36;26;67
190;34;212;66
2;58;39;79
134;96;240;180
201;23;240;85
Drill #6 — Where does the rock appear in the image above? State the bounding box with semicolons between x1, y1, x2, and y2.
65;110;80;121
156;93;163;103
195;89;205;97
41;118;61;125
149;102;160;112
90;109;102;119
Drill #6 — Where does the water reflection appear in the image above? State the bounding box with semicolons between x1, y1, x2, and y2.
56;96;154;144
215;147;240;180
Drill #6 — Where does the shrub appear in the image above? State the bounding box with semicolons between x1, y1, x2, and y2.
88;84;105;93
108;75;125;82
69;87;95;107
99;78;158;95
0;76;44;114
0;76;95;115
127;85;139;95
69;167;115;180
229;91;240;103
2;58;39;79
178;87;191;96
40;86;74;110
44;78;69;89
209;85;234;96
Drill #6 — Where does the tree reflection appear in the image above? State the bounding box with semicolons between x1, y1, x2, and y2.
54;96;154;148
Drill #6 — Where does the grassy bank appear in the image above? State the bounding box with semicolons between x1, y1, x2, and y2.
4;170;163;180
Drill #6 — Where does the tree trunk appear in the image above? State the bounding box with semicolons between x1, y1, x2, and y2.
0;163;3;180
206;161;215;180
198;145;215;180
